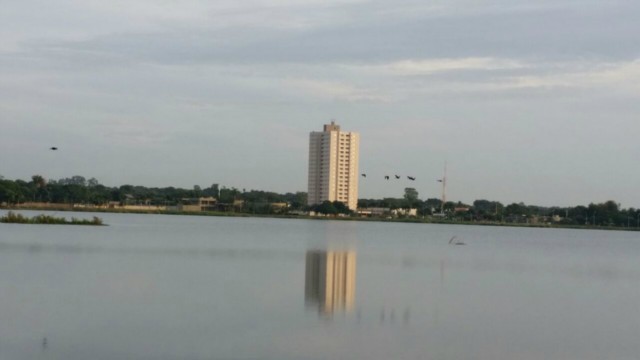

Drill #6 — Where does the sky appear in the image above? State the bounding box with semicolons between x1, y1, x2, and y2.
1;0;639;207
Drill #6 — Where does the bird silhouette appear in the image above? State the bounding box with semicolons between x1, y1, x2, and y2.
384;176;390;180
407;176;416;181
395;175;400;179
361;173;366;178
50;147;58;151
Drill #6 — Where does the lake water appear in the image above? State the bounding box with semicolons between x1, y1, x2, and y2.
1;210;639;360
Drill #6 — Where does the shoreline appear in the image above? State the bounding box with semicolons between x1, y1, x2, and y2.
2;206;638;232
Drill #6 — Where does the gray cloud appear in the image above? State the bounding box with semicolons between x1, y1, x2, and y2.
1;0;640;206
17;1;635;65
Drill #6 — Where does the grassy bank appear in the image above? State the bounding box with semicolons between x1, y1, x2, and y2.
2;206;638;232
0;211;105;226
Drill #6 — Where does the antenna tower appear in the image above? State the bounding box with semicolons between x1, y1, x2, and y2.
440;162;447;215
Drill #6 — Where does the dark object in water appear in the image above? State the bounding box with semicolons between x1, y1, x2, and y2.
449;236;466;246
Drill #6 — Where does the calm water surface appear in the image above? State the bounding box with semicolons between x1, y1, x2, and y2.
1;210;639;360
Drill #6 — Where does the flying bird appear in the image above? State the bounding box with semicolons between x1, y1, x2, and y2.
395;175;400;179
361;174;366;178
384;176;390;180
50;147;58;151
407;176;416;181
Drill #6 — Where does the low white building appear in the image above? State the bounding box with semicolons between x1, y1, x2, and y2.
391;208;418;217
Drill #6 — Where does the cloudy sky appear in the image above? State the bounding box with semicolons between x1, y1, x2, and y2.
1;0;639;206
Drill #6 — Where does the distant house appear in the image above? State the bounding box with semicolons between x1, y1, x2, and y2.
357;207;390;217
270;202;289;213
211;199;244;212
123;194;136;205
391;208;418;217
270;202;288;209
175;197;217;212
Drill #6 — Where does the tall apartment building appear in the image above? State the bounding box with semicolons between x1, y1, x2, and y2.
305;250;357;315
307;121;360;210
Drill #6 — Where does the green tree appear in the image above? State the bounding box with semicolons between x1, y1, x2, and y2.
31;175;47;201
472;199;503;220
505;202;529;216
423;198;442;214
219;187;240;203
288;192;307;210
315;201;337;215
404;187;419;203
332;201;352;215
0;179;22;204
31;175;46;188
203;183;219;198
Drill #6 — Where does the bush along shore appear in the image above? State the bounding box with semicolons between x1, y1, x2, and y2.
0;211;105;225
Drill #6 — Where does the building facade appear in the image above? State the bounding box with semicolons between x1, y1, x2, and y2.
307;121;360;210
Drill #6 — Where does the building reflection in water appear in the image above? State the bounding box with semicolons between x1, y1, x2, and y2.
305;250;356;315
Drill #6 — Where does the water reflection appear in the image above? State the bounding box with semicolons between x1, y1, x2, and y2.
305;250;356;315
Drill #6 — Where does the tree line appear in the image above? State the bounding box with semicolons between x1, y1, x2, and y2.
360;188;639;227
1;175;638;227
0;175;306;214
